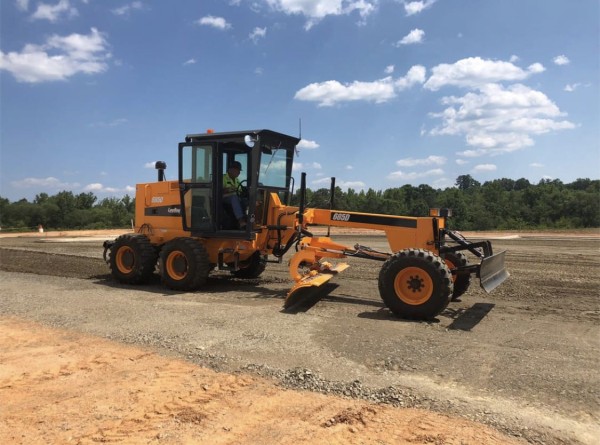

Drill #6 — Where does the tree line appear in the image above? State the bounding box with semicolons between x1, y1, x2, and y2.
1;175;598;232
0;191;134;232
290;175;599;230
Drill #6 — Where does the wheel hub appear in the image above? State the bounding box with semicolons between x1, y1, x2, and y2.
393;266;434;306
117;247;135;272
407;275;425;292
166;251;188;280
171;256;187;275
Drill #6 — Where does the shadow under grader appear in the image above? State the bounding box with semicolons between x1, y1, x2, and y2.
93;273;494;328
282;286;396;316
442;303;496;331
356;309;441;324
92;272;285;300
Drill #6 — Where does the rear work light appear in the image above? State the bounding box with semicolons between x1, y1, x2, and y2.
429;208;452;217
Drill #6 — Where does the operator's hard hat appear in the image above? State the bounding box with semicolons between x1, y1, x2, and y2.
230;161;242;170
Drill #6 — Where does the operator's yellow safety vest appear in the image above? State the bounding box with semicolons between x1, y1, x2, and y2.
223;174;240;197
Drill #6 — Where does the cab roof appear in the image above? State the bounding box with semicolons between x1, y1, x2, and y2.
185;129;301;146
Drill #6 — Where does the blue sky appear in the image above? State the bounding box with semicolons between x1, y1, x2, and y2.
1;0;598;202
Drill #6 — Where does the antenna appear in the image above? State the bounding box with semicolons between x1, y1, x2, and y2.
299;118;302;140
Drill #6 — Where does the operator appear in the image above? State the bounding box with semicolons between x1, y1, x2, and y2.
223;161;247;228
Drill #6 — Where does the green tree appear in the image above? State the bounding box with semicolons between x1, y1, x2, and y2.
76;192;97;209
456;174;481;191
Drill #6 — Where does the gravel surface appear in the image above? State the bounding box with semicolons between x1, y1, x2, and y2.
1;232;599;444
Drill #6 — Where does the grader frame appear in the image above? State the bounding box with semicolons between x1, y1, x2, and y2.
104;129;508;320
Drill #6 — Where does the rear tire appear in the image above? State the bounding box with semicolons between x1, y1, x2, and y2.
231;252;266;279
109;234;157;284
442;251;471;300
160;238;210;291
378;249;453;320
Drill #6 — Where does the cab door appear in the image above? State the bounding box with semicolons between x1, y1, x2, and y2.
179;143;215;233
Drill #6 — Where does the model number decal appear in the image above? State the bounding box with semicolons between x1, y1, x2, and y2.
331;212;351;222
151;196;164;204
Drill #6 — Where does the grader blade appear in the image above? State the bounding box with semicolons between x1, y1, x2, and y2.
284;263;349;311
479;250;509;292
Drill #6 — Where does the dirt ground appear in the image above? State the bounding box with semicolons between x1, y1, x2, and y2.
0;228;599;444
0;318;518;445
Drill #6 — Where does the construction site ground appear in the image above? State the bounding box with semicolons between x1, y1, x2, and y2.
0;228;598;444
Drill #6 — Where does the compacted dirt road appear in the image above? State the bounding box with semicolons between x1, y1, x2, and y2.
0;229;598;444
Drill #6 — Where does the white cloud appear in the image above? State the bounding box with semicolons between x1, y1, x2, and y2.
345;165;354;170
424;57;545;91
403;0;436;16
196;15;232;30
527;62;545;74
396;155;446;167
564;83;578;92
265;0;377;30
9;176;133;197
16;0;29;11
249;27;267;43
387;168;444;181
88;118;128;128
297;139;320;149
472;164;497;173
112;1;143;16
183;58;196;66
312;177;365;189
30;0;78;22
396;28;425;46
295;77;395;107
0;28;111;83
553;55;570;66
83;183;134;195
435;177;453;187
564;82;590;92
425;56;571;154
144;162;158;169
509;55;520;63
384;65;394;74
431;83;575;155
11;176;80;190
293;161;322;171
530;162;544;168
294;65;425;106
456;149;483;158
254;67;264;75
455;159;468;165
83;183;103;191
337;180;366;189
395;65;426;90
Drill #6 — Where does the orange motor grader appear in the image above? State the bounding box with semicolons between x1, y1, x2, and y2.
104;129;508;320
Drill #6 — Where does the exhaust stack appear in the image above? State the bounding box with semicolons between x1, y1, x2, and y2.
155;161;167;181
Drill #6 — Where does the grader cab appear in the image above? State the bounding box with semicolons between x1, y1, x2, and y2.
104;129;508;320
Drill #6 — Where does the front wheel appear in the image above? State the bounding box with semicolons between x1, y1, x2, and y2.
160;238;210;291
231;251;267;279
378;249;453;320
